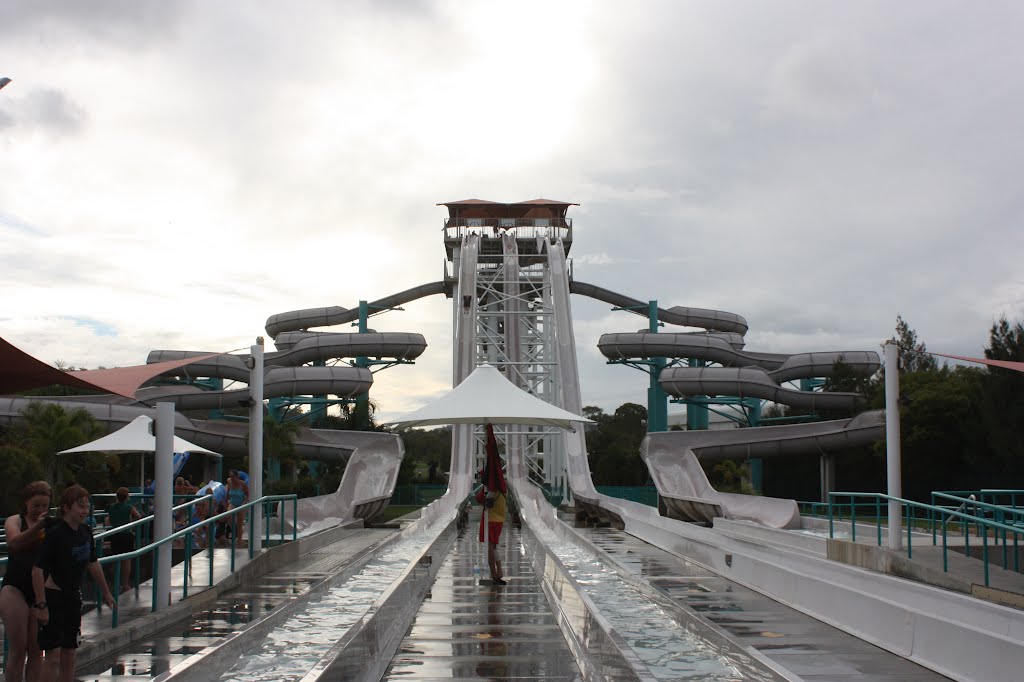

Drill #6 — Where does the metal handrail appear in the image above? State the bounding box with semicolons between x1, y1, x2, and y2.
827;491;1022;587
94;494;296;627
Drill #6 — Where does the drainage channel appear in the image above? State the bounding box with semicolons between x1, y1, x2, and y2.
570;520;952;681
528;513;792;681
148;514;452;682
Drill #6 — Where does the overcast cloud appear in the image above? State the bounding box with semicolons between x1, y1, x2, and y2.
2;1;1022;420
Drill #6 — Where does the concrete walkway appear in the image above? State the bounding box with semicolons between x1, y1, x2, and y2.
381;517;586;680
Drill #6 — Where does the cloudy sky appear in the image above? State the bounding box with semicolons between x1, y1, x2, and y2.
2;1;1022;421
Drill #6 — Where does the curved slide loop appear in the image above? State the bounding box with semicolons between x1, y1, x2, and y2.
269;331;426;362
659;366;866;411
129;365;372;411
264;281;448;339
641;412;884;528
599;332;880;378
570;281;749;335
149;332;427;376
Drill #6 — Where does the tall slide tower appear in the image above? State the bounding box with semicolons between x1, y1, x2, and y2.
441;199;578;500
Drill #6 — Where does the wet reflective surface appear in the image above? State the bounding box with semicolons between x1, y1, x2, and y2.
75;529;393;680
382;519;584;680
224;529;434;681
531;518;777;681
568;518;951;681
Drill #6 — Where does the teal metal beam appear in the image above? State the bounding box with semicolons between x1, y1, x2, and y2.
647;301;668;434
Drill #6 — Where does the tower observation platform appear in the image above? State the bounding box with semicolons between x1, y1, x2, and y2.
440;198;576;263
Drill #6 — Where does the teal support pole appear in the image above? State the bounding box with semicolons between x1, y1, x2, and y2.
647;301;668;433
355;300;371;430
749;459;763;494
686;358;709;430
747;398;762;492
309;360;327;428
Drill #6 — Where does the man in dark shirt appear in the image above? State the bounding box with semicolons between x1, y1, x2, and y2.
33;484;115;682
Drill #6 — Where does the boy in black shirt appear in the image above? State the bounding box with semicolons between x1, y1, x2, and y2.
33;484;116;682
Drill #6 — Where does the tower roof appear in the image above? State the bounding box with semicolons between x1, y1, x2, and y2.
437;199;578;223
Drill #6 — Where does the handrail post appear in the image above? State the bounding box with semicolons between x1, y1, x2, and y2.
248;505;255;560
906;502;912;559
851;496;856;543
293;497;297;542
111;562;121;628
983;526;990;587
208;518;215;586
183;532;191;599
942;515;948;572
151;546;160;613
1000;509;1008;569
876;497;882;546
828;495;834;538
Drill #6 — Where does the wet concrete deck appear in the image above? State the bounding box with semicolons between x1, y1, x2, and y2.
382;519;583;681
570;521;951;681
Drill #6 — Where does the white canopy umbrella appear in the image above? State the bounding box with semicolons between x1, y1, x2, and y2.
385;364;593;430
60;415;221;487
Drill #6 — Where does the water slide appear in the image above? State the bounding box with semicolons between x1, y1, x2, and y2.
598;331;881;380
583;302;883;527
641;412;885;528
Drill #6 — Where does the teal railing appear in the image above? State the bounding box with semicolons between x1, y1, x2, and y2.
0;494;298;629
97;494;298;627
826;491;1024;587
933;489;1024;510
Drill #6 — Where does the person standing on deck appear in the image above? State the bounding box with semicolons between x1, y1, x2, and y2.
0;481;53;682
476;424;508;585
476;484;507;585
33;485;116;682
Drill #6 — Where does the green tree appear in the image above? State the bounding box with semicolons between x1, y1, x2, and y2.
585;403;648;486
264;413;301;480
397;427;452;485
979;316;1024;474
17;402;103;486
0;444;46;515
710;459;753;494
888;315;939;373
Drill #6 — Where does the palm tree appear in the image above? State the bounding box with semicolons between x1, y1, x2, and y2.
264;413;301;480
18;402;103;485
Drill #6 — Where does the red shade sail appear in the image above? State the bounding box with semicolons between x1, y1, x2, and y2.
932;353;1024;373
1;336;218;398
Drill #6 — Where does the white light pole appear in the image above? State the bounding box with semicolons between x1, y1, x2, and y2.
884;343;903;549
248;338;264;549
154;402;174;609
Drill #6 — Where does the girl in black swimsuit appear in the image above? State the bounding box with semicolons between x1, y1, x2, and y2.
0;481;52;682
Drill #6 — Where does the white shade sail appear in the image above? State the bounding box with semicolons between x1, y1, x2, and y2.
59;415;222;457
386;364;593;430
